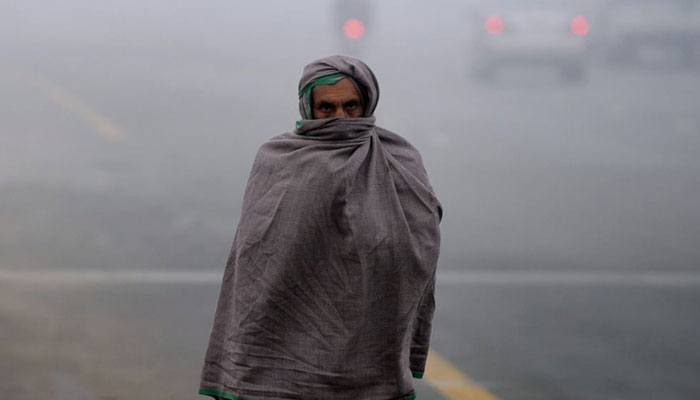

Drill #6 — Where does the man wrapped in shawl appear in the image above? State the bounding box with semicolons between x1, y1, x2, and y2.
198;55;443;400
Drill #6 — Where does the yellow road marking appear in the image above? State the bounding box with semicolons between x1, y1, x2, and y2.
424;351;499;400
18;71;124;141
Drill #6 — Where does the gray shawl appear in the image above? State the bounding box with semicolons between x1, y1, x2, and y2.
199;55;442;400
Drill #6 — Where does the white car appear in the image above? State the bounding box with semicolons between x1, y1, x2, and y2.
469;0;595;81
600;0;700;68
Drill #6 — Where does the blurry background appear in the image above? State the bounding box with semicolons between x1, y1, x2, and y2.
1;0;699;399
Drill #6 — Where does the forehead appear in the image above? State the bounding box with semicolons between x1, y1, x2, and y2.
312;78;361;103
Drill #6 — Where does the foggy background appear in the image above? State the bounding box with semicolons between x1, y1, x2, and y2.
1;0;699;399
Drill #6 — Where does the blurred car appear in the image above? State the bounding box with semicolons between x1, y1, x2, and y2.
469;0;595;82
600;0;700;68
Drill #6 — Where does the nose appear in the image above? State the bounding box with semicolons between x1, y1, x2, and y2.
332;109;349;118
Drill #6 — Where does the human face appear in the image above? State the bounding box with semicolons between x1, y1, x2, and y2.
311;77;364;119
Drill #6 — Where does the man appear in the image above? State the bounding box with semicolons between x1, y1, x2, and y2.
198;55;442;400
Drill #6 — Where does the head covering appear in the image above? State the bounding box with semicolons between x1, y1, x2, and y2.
297;54;380;120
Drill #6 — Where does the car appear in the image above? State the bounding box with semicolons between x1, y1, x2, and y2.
599;0;700;68
468;0;595;82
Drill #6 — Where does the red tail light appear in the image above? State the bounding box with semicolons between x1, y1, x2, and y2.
485;15;504;35
570;16;589;36
343;19;365;39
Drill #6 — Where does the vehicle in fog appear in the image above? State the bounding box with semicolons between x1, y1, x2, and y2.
600;0;700;68
469;0;594;82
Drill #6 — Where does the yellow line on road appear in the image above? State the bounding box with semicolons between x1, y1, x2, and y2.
19;71;124;141
425;351;499;400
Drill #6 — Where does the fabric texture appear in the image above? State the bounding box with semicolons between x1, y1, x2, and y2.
199;55;442;400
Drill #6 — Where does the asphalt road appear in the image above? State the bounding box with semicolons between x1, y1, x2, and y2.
2;273;700;399
2;1;700;399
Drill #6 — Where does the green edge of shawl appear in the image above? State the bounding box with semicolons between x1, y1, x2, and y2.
198;387;417;400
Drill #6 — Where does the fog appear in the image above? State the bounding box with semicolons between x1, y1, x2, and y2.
1;0;700;399
2;0;698;272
